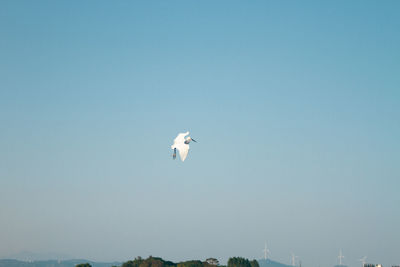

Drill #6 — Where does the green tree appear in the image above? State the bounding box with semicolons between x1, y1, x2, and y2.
76;263;92;267
122;256;176;267
177;260;204;267
227;257;251;267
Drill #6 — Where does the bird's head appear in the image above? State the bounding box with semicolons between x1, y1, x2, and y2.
184;136;197;144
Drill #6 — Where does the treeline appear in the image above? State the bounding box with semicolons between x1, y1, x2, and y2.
121;257;175;267
119;256;259;267
227;257;259;267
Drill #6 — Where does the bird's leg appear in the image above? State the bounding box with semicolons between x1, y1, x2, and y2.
173;148;176;160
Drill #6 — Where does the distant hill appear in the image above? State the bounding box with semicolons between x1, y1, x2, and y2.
258;259;293;267
6;251;74;262
0;259;121;267
0;257;292;267
0;256;214;267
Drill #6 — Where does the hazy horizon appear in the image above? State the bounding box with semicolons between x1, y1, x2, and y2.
0;250;375;266
1;1;399;267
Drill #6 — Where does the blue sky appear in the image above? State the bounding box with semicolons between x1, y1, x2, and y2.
1;1;399;266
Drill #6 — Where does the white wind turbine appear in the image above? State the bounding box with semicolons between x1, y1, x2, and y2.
290;253;298;266
263;242;271;260
338;249;345;265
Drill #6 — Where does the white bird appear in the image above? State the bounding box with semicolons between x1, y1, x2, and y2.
171;131;197;162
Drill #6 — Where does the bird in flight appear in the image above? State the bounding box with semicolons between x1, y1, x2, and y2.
171;131;197;162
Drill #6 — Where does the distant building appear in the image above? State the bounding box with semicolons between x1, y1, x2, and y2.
364;264;383;267
206;258;219;266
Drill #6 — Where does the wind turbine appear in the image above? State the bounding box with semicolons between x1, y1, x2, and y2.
358;256;367;267
263;242;271;260
290;253;298;266
338;249;345;265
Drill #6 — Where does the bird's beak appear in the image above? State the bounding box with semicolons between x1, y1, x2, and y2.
192;138;197;142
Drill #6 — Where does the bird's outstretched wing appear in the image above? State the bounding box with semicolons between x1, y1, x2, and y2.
173;132;188;147
176;143;189;162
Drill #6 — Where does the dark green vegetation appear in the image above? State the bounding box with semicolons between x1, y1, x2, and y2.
122;256;219;267
122;257;176;267
121;256;260;267
227;257;259;267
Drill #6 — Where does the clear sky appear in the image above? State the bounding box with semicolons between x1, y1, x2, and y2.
1;1;399;267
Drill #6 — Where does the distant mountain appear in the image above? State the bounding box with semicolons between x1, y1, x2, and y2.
6;251;74;261
0;259;122;267
258;259;293;267
0;257;291;267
